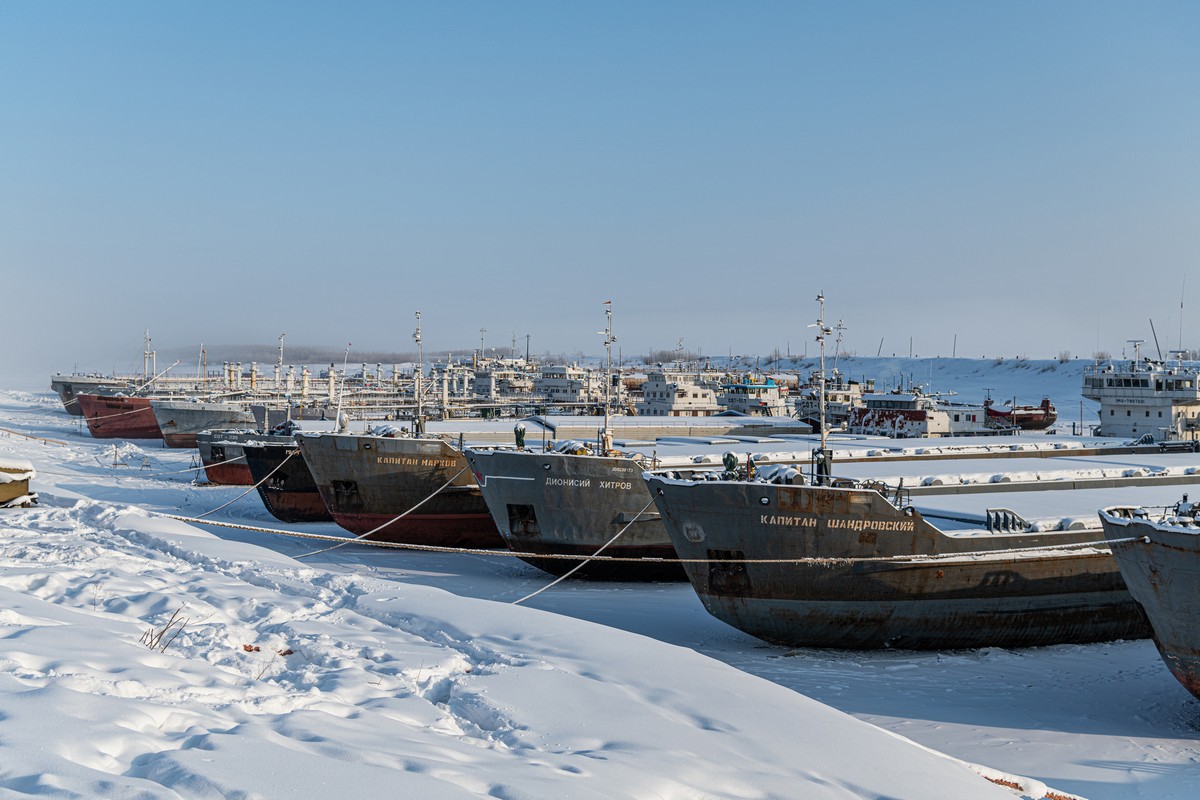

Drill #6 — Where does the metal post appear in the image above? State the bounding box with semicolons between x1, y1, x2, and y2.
414;311;424;434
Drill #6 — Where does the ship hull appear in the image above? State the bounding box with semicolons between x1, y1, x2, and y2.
467;448;684;581
1100;510;1200;699
76;394;163;440
648;477;1149;649
197;431;258;485
242;441;332;523
296;434;503;547
151;400;258;449
50;376;128;416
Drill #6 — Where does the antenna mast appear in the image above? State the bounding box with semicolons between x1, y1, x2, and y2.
335;343;351;431
413;312;424;430
599;301;616;450
810;295;833;485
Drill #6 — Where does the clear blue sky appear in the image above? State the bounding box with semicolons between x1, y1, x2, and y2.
3;1;1198;378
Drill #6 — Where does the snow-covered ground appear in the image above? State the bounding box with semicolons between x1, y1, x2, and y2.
2;362;1199;799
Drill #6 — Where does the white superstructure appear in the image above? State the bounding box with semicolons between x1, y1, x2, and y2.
635;366;723;417
1083;348;1200;441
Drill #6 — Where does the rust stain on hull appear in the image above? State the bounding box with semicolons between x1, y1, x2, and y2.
651;477;1151;650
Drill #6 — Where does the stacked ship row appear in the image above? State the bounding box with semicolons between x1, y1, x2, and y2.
57;342;1200;705
177;409;1200;697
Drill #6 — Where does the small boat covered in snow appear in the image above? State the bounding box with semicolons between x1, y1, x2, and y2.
0;457;37;508
983;397;1057;431
1100;497;1200;700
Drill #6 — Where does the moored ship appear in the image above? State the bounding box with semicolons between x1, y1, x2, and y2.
50;374;131;416
717;372;788;416
983;396;1057;431
197;430;260;485
1099;498;1200;699
150;398;258;448
76;394;163;440
466;446;686;580
296;429;504;548
243;437;332;523
646;473;1152;649
1083;345;1200;441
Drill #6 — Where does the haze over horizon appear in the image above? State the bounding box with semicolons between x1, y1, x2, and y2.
4;2;1198;380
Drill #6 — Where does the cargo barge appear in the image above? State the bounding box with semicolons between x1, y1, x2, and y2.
646;474;1154;649
296;431;503;548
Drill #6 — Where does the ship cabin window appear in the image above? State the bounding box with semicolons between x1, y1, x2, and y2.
1159;411;1163;417
1146;410;1150;417
953;414;960;422
1127;410;1131;416
1157;381;1164;391
1110;410;1115;416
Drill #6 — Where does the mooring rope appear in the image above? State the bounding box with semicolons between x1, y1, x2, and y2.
192;451;297;519
510;495;658;605
82;404;156;422
0;427;68;447
293;465;471;559
157;508;1139;566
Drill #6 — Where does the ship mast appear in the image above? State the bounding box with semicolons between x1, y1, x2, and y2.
811;294;833;485
413;311;424;433
599;301;615;451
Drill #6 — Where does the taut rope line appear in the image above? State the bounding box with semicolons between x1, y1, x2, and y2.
193;451;297;519
294;465;471;559
511;495;658;605
160;509;1139;566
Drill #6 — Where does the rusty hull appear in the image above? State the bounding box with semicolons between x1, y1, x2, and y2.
151;400;258;449
466;448;684;581
648;476;1150;650
243;441;332;523
76;394;163;440
1101;510;1200;700
197;431;260;485
296;433;503;548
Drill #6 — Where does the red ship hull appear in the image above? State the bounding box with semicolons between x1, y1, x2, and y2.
76;394;163;440
984;398;1058;431
202;461;254;485
197;433;257;485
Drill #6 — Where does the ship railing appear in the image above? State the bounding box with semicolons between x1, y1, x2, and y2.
985;508;1033;533
1105;496;1199;525
823;476;912;508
